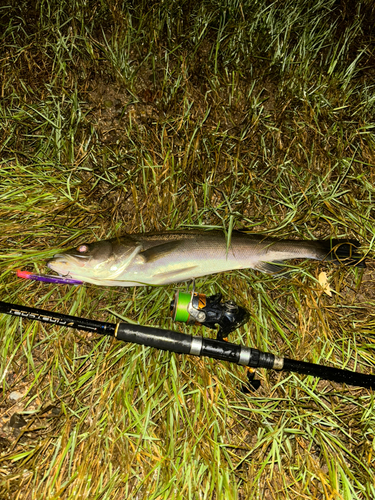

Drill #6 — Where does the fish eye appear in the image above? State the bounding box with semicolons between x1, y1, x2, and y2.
77;245;89;253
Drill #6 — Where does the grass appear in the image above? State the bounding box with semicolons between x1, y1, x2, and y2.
1;0;375;498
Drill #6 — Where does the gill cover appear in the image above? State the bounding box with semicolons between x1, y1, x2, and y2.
48;239;143;281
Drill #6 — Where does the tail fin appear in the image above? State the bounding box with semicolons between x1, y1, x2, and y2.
319;239;366;267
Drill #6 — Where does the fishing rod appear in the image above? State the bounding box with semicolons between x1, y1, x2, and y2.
1;300;374;390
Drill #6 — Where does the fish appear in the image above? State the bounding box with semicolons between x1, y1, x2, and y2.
47;230;365;287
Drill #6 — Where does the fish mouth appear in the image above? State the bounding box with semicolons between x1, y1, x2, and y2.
47;253;88;273
47;256;110;285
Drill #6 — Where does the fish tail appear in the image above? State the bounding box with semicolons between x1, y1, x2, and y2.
316;239;366;267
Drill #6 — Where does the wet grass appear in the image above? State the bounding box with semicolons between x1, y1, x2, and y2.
1;0;375;498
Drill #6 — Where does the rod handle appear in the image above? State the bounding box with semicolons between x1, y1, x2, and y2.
115;323;193;354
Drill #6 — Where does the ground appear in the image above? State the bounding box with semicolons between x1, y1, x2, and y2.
1;1;375;498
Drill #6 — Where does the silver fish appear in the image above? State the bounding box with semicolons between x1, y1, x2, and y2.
47;230;364;287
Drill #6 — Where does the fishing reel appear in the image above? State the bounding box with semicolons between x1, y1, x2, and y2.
170;290;249;341
170;288;261;390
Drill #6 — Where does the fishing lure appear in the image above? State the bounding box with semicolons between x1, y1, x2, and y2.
17;270;83;285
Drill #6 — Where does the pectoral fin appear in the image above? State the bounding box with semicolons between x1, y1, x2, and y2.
140;241;182;263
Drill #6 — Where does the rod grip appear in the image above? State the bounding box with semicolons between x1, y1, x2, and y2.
115;323;193;354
